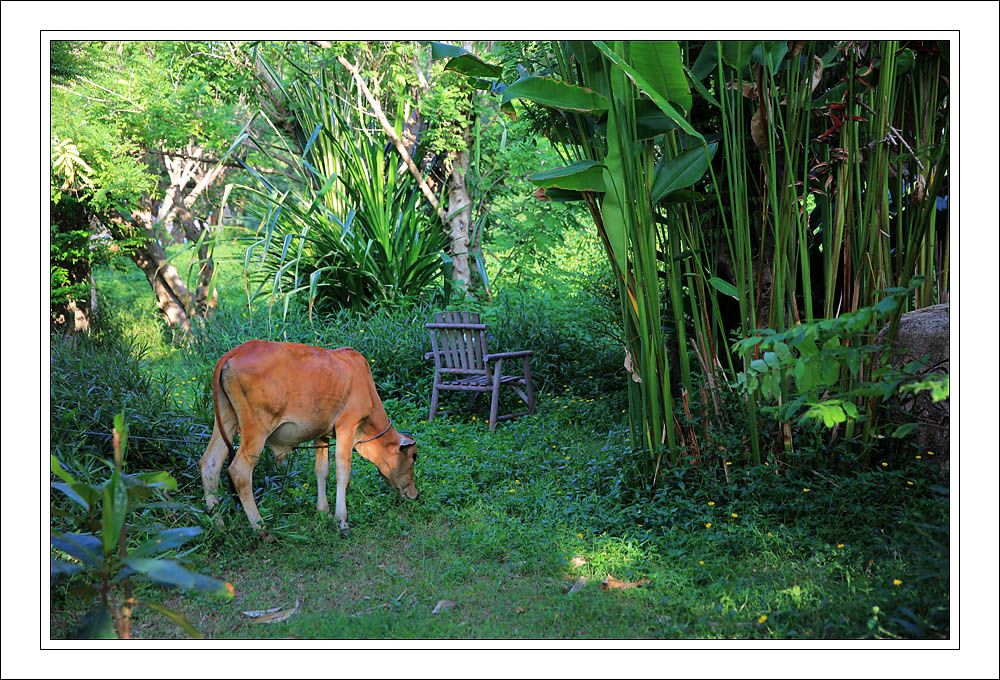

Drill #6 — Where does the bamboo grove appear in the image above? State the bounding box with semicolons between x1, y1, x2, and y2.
455;40;949;484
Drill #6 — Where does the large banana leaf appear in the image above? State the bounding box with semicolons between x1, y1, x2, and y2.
501;75;610;114
527;160;605;192
650;142;719;204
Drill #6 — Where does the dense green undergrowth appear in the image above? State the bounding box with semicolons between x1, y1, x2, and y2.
49;240;949;640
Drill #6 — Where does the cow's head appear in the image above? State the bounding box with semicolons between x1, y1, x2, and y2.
365;432;418;500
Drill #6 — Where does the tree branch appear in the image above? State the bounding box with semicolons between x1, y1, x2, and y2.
136;150;304;182
310;43;448;224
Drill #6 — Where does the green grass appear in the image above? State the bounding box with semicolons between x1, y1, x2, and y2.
52;235;949;640
50;395;949;640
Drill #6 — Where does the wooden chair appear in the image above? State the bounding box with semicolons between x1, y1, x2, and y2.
424;311;536;432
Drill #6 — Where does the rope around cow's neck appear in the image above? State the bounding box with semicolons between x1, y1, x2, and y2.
356;420;392;445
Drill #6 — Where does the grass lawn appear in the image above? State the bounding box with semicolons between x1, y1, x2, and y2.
51;394;949;640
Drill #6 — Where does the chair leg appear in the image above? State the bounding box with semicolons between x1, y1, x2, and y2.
523;356;535;413
429;383;440;422
489;360;503;432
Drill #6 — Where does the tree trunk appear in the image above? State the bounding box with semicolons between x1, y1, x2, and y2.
446;147;473;293
171;191;218;313
108;205;194;332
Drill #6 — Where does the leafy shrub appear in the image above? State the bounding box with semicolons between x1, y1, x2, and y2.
51;416;233;639
732;280;949;465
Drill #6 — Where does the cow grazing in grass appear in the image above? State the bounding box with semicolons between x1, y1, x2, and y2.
199;340;418;540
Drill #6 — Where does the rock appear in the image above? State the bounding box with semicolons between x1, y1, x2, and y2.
876;303;950;466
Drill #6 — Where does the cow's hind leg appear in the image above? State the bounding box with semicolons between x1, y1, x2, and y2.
200;420;235;527
332;426;354;538
228;428;271;542
314;437;331;516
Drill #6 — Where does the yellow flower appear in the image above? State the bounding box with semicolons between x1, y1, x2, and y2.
907;481;914;486
698;560;705;565
725;461;732;466
916;455;922;459
893;579;902;586
757;614;768;624
767;531;772;536
881;462;888;467
705;523;712;528
802;488;810;492
508;488;515;493
837;543;844;548
707;501;715;506
927;451;934;456
577;533;583;539
731;513;738;518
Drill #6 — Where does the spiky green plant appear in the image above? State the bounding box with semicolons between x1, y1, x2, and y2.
229;60;449;316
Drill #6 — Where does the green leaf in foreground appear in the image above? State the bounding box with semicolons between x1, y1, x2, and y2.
74;603;116;639
128;527;204;559
102;470;128;555
123;558;235;599
145;602;205;639
52;532;103;569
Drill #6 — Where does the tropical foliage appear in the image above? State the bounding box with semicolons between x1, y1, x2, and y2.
233;54;450;314
438;40;949;481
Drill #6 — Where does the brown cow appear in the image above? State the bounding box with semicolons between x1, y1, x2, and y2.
199;340;418;540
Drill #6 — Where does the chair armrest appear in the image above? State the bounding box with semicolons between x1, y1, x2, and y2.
484;350;533;361
423;351;436;360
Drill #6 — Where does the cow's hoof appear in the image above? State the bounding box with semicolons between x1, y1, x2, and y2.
339;526;350;539
259;529;275;543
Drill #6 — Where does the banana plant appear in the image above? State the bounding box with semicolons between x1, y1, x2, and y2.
443;40;718;483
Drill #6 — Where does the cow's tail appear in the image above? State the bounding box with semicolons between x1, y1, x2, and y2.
213;357;236;458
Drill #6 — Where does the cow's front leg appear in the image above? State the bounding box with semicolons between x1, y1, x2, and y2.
333;426;354;538
314;437;331;516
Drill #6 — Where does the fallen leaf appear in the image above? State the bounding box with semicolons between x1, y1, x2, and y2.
601;576;652;591
242;605;284;618
252;600;300;624
431;599;458;614
515;606;525;614
567;576;587;594
570;556;586;568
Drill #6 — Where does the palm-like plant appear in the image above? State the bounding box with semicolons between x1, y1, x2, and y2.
231;56;448;317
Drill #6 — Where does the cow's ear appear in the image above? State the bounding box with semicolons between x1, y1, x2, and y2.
400;436;415;448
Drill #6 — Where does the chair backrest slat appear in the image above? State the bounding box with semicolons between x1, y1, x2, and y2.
441;311;460;370
428;310;487;374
